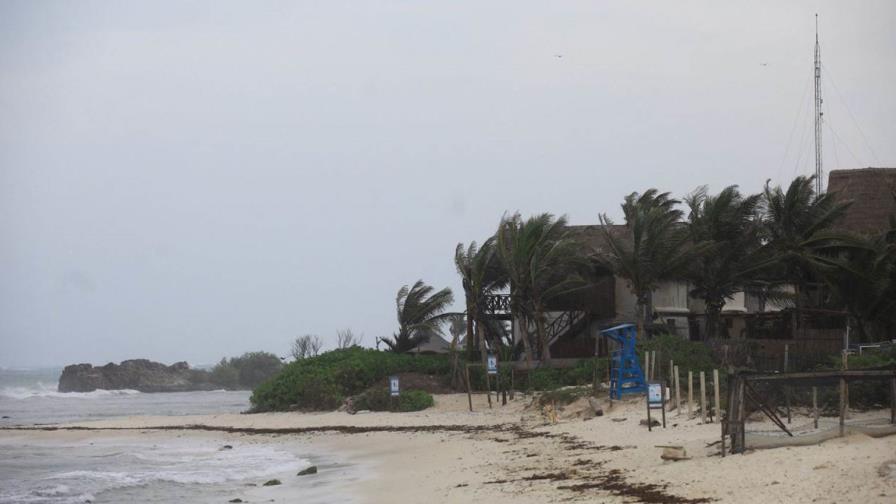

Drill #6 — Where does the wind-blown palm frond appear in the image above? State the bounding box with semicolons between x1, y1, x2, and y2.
382;280;454;353
599;189;706;335
496;212;588;363
686;185;763;339
757;175;858;309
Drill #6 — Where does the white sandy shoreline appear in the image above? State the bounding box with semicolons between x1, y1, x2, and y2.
3;393;895;504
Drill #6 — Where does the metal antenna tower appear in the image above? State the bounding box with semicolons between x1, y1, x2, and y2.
814;14;824;193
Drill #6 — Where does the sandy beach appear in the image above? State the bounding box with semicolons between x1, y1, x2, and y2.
4;392;895;504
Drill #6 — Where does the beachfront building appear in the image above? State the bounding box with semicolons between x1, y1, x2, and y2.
483;168;896;363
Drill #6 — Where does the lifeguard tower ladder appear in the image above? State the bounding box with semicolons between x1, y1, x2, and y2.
600;323;646;399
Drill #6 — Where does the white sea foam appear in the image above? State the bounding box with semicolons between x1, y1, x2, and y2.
47;440;307;487
1;438;313;504
0;384;141;400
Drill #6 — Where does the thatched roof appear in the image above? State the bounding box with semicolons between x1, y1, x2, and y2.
828;168;896;235
564;224;629;258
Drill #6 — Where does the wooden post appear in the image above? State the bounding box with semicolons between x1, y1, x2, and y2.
724;373;736;455
688;371;694;419
592;357;598;397
713;369;720;424
674;366;681;416
497;369;504;406
651;351;657;381
890;375;895;425
645;351;651;381
839;375;846;437
842;351;849;414
510;367;515;400
669;360;674;387
738;377;746;453
465;364;473;412
812;386;818;429
784;344;791;424
486;370;493;409
700;371;707;423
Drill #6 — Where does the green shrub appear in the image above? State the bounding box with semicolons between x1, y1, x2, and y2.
354;388;435;412
537;386;590;406
398;389;435;411
210;351;283;390
465;358;608;392
250;347;449;412
639;334;716;373
210;360;240;389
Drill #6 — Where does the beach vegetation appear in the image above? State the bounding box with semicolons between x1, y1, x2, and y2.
336;328;362;349
249;347;449;412
599;190;705;337
353;387;435;412
454;238;507;382
685;185;764;339
210;351;283;390
291;334;323;360
381;280;454;353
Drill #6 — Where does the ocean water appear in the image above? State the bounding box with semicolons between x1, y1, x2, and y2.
0;369;362;504
0;435;327;504
0;368;251;426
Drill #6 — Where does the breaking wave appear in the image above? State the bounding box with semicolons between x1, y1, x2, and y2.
0;384;141;400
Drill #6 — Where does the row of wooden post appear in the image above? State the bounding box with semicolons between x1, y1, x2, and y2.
465;363;514;412
642;353;722;425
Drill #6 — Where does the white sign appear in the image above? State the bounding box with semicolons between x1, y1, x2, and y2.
647;382;663;406
389;376;399;397
486;354;498;375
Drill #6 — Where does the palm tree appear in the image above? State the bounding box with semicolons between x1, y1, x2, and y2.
599;189;702;337
526;226;588;363
823;196;896;341
758;175;853;333
381;280;454;353
454;238;507;379
685;185;763;339
496;213;583;365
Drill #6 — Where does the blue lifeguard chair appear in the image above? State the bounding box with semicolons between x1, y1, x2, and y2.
600;324;646;399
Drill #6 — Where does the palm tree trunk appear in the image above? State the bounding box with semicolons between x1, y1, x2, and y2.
519;313;534;369
705;300;722;340
636;293;648;339
536;307;551;364
465;303;475;357
449;330;461;389
476;315;490;391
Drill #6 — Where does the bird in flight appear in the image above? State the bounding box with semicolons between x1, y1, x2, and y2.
554;54;563;59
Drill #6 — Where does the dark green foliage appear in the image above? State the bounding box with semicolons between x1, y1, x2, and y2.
382;280;454;353
210;352;283;390
398;389;436;411
354;388;435;412
828;346;896;371
686;186;763;339
249;347;449;412
639;334;716;373
599;190;707;333
465;358;607;392
210;359;240;389
537;386;591;406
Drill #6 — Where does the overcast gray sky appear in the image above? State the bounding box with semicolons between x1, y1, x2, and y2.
1;1;894;367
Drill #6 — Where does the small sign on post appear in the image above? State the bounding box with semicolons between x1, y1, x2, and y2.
487;354;498;375
646;381;667;431
389;376;400;397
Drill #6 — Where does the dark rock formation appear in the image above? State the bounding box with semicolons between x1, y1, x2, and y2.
57;359;216;393
297;465;318;476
